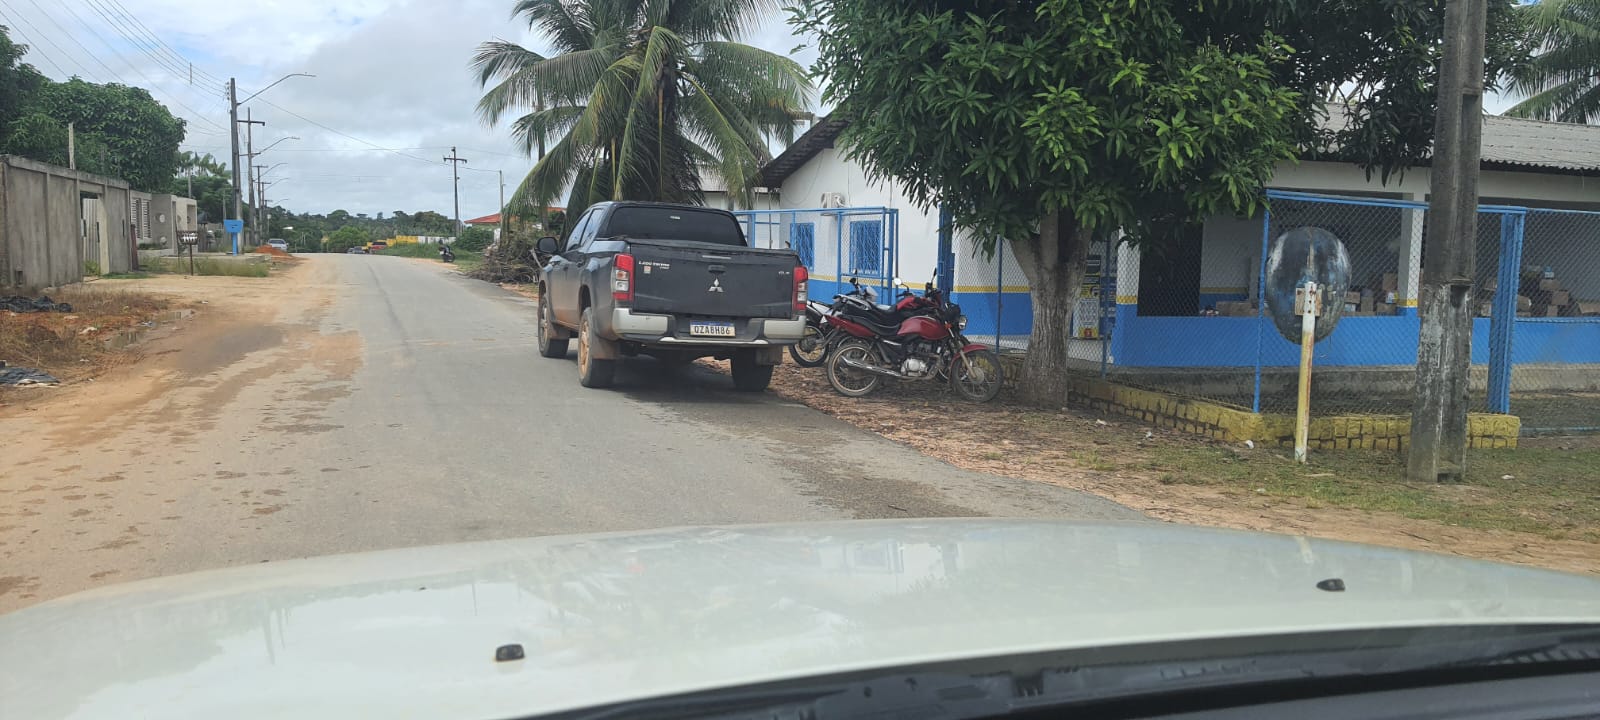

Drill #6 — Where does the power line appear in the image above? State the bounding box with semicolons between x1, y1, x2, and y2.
254;97;451;168
39;0;229;132
86;0;226;87
0;5;78;77
80;0;221;94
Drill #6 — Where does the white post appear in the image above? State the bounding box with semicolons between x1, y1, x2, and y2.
1397;197;1424;316
1294;281;1320;463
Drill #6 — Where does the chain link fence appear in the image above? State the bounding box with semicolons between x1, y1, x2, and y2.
951;191;1599;431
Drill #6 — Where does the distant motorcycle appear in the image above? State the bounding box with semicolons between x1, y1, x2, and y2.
824;280;1004;403
440;244;456;263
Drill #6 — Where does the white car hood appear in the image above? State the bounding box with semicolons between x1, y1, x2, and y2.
4;519;1600;719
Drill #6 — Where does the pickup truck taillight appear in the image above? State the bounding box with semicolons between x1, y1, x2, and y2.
793;265;808;313
612;253;634;304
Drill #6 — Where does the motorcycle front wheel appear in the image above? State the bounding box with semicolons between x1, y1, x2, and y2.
826;340;881;398
950;349;1004;403
788;325;829;367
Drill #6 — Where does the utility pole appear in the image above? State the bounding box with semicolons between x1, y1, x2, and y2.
1408;0;1487;483
67;122;75;170
228;79;243;254
443;147;468;238
498;169;505;214
245;108;261;248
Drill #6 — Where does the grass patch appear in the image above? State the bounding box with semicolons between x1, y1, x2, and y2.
100;272;154;280
1146;443;1600;541
0;287;170;377
147;257;269;277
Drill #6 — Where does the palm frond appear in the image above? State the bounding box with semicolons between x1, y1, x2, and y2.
471;40;547;87
510;105;587;157
616;26;686;198
476;46;616;124
510;0;594;53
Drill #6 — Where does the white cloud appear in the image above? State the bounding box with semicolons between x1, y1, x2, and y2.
5;0;813;218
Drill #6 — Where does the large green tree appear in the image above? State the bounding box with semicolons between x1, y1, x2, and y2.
0;26;46;147
473;0;812;217
795;0;1525;398
1504;0;1600;123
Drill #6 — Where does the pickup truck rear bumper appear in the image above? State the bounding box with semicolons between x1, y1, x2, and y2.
609;309;805;346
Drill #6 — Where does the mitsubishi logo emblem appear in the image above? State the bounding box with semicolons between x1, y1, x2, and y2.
708;278;724;293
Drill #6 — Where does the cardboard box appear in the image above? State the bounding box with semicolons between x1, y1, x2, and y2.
1545;306;1561;317
1359;297;1375;313
1478;302;1494;318
1216;301;1254;317
1578;301;1600;317
1344;303;1359;314
1517;295;1533;311
1551;289;1571;306
1483;277;1497;293
1381;273;1398;292
1375;302;1395;315
1344;291;1362;305
1539;278;1561;292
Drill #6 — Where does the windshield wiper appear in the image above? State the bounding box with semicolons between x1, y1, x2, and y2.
552;626;1600;720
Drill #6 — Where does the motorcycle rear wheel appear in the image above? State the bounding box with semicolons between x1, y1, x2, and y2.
826;340;881;397
788;325;829;367
950;349;1004;403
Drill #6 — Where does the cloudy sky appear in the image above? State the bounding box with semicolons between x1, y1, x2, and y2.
0;0;814;219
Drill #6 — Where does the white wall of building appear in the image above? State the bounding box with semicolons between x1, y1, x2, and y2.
777;147;940;283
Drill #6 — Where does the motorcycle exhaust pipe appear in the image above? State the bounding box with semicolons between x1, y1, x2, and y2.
839;354;906;378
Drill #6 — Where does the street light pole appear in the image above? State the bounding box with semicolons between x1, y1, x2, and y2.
229;73;312;252
229;79;243;254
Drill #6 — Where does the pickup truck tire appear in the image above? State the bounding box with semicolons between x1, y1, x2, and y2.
577;307;616;388
536;293;569;358
730;352;774;392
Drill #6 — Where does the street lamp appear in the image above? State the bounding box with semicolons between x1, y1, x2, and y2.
228;73;313;253
251;136;299;157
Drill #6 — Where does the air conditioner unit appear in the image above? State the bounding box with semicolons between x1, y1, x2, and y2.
820;192;847;208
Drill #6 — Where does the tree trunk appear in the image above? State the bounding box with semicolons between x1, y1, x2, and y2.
1008;210;1092;403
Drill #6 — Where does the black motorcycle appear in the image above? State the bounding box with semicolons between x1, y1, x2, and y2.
439;244;456;263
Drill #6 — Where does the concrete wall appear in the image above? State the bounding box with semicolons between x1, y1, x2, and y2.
0;155;133;291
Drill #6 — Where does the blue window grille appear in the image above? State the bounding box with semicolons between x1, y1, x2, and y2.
849;220;883;275
789;222;815;268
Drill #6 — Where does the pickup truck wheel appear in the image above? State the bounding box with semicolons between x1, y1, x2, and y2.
536;293;569;358
577;307;616;388
730;353;774;392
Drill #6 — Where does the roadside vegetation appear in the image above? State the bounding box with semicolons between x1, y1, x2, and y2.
375;243;484;273
748;362;1600;573
0;287;172;385
142;257;270;277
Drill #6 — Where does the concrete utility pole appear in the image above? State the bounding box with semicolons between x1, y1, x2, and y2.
245;108;259;248
229;80;243;241
443;147;468;238
67;122;75;170
1409;0;1488;483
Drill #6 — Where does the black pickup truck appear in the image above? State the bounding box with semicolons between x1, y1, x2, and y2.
535;202;807;390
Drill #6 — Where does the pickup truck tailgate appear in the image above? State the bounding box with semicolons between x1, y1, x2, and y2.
628;239;798;319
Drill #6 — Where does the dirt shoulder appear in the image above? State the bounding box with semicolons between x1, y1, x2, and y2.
747;361;1600;576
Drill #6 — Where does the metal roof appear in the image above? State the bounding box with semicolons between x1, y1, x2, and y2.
757;116;851;187
758;110;1600;186
1479;115;1600;171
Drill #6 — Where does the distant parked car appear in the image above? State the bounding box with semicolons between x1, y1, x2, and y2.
368;241;389;252
346;247;367;254
267;239;289;252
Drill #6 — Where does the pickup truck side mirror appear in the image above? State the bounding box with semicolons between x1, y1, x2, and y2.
536;236;560;255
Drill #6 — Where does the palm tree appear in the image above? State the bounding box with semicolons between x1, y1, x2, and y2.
1504;0;1600;123
473;0;811;214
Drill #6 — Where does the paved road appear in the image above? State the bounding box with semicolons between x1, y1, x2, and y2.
0;255;1136;611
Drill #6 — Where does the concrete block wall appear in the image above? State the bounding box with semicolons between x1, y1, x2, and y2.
1;156;133;290
1064;375;1521;449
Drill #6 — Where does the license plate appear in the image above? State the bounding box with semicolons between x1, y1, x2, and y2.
689;322;736;337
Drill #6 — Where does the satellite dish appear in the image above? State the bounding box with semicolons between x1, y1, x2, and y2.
1264;227;1352;342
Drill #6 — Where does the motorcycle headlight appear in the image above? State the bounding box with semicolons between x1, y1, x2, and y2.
957;315;968;330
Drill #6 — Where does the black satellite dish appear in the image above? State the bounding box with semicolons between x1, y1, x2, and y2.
1264;227;1352;342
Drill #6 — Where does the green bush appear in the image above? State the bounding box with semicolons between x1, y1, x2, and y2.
455;226;494;253
376;243;442;258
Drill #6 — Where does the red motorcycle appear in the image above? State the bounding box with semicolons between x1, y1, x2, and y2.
824;281;1004;402
790;278;932;368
